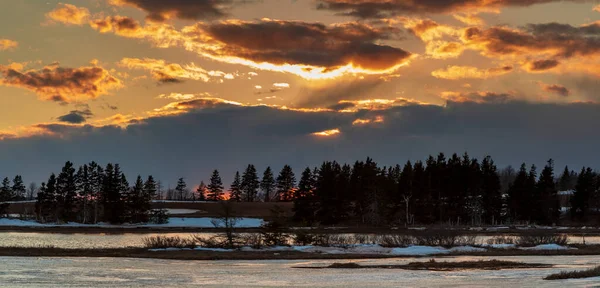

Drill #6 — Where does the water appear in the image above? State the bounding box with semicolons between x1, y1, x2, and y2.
0;256;599;287
0;232;598;249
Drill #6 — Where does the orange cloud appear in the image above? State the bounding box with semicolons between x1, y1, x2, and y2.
453;14;485;26
352;115;384;126
523;59;560;72
0;39;18;51
108;0;243;22
539;83;570;97
442;91;513;103
119;58;218;83
312;128;340;137
0;64;122;103
594;5;600;12
90;16;146;38
432;65;513;80
46;3;90;25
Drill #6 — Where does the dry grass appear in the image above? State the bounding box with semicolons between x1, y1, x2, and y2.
317;259;552;270
545;266;600;280
516;234;568;247
142;236;196;249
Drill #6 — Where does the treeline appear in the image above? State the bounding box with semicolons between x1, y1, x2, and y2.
197;153;598;226
34;161;161;224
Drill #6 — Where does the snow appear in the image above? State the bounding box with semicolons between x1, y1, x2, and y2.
521;244;573;250
390;246;448;255
164;209;200;215
449;246;487;253
558;190;575;195
482;244;517;249
0;200;36;204
0;217;263;228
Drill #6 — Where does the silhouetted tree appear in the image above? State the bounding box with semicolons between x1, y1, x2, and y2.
11;175;25;200
207;170;224;201
241;165;259;202
229;172;242;202
293;168;315;224
260;167;276;202
276;165;296;202
571;167;595;220
175;178;187;201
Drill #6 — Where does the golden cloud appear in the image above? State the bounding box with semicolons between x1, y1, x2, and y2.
46;3;90;25
108;0;242;22
442;91;513;103
0;64;122;103
0;39;18;51
539;83;570;97
312;128;341;137
432;65;513;80
119;58;225;83
90;16;146;38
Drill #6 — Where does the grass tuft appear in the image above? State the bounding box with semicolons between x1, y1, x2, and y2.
545;266;600;280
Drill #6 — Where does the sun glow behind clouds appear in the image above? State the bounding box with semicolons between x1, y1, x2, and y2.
312;128;341;137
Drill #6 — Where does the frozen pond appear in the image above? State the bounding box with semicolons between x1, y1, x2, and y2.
0;232;599;249
0;255;599;287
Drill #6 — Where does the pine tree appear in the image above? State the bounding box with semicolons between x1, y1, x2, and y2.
11;175;25;200
207;170;224;201
276;165;296;201
175;178;187;201
76;165;92;223
481;156;502;224
571;167;594;220
558;166;573;191
128;176;144;223
35;174;57;222
196;181;207;201
260;167;276;202
293;167;315;224
241;164;259;202
142;175;157;219
89;162;104;224
229;172;242;202
0;177;12;216
535;160;559;225
56;161;77;222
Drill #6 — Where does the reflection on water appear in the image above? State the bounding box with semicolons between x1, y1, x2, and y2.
0;256;599;287
0;232;598;249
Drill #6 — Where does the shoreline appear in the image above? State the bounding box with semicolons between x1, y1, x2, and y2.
2;245;600;260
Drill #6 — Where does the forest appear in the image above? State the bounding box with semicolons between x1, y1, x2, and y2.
0;153;598;226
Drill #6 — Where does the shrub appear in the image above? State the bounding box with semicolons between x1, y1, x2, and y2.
516;234;568;247
486;236;516;245
149;209;169;224
239;233;264;249
414;232;477;247
379;234;414;248
293;231;316;246
545;266;600;280
142;236;195;249
260;221;289;247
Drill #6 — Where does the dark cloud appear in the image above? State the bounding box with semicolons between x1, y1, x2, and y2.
526;59;560;71
57;105;94;124
197;19;411;71
0;65;121;103
464;21;600;59
2;99;600;187
110;0;253;22
316;0;584;18
442;91;513;104
540;83;570;97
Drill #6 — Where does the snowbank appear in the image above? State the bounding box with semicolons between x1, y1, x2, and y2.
520;244;573;250
164;209;201;215
0;217;263;228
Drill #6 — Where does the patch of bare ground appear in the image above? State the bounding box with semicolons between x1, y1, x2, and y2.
545;266;600;280
299;259;552;271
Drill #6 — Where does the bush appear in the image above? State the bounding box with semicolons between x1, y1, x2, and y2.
486;236;516;245
260;221;289;247
379;234;414;248
545;266;600;280
142;236;195;249
293;231;317;246
239;233;264;249
414;232;477;247
192;235;233;248
516;234;568;247
149;209;169;224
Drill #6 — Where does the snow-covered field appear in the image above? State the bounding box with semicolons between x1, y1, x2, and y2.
149;244;574;256
0;217;263;228
2;255;599;287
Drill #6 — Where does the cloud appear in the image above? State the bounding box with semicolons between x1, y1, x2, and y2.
0;39;18;51
57;108;94;124
595;4;600;12
273;83;290;88
442;91;513;103
3;98;600;187
46;3;90;25
188;19;412;78
0;64;122;103
463;22;600;59
539;83;570;97
524;59;560;72
108;0;252;22
157;92;212;100
90;16;146;37
432;65;513;80
295;78;385;108
119;58;213;83
316;0;579;18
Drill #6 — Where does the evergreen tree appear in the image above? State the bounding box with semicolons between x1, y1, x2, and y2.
128;176;144;223
207;170;224;201
88;162;104;224
56;161;77;222
175;178;187;200
260;167;276;202
241;164;259;202
76;165;92;223
196;181;207;201
0;177;12;216
140;175;157;222
276;165;296;201
35;174;57;222
11;175;25;200
229;172;242;202
571;167;594;220
102;163;124;224
293;167;315;224
481;156;502;224
535;160;559;225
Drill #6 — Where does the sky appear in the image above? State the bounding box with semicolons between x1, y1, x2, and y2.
1;0;600;187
